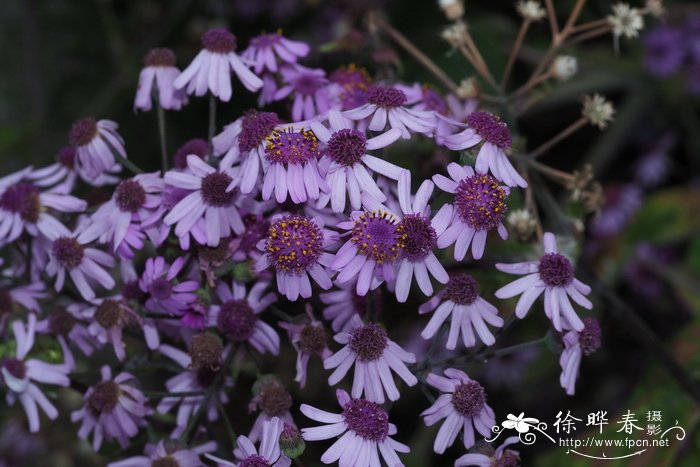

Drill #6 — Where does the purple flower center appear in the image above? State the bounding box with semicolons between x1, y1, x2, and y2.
422;86;447;113
122;280;147;303
239;455;270;467
1;357;27;381
465;111;512;150
0;289;13;315
249;32;281;49
367;85;407;108
0;183;41;223
94;300;124;329
201;28;237;53
56;146;76;168
114;179;146;213
538;253;574;287
256;380;293;416
299;323;328;355
451;380;486;417
349;323;388;362
48;308;77;335
198;239;232;264
579;317;602;355
454;173;508;231
148;277;173;301
351;211;406;264
87;380;120;415
173;139;208;170
144;47;176;67
217;299;257;342
399;214;437;262
239;111;280;153
294;73;324;95
152;457;180;467
52;237;84;269
327;129;367;166
265;215;324;274
189;333;223;370
444;274;480;305
342;398;389;442
494;451;521;467
69;118;98;147
201;172;234;207
265;129;320;165
240;214;270;254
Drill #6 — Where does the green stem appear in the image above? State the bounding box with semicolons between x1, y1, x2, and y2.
157;101;168;173
217;398;237;444
114;151;144;175
143;390;206;398
208;93;217;161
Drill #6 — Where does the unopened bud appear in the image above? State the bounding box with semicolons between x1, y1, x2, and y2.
280;422;305;459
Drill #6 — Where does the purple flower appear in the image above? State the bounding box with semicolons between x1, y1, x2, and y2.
259;127;329;204
279;314;331;388
36;305;98;361
164;155;245;247
174;28;263;102
434;163;509;260
255;214;336;301
107;440;217;467
635;132;674;188
156;344;232;438
206;416;291;467
311;109;403;212
212;110;282;194
444;111;527;188
78;173;164;257
590;184;643;237
46;230;115;301
173;138;209;170
134;48;188;112
343;84;436;139
560;317;601;395
242;32;310;74
71;365;149;450
0;174;86;245
139;256;199;315
300;388;410;467
328;64;372;110
68;118;126;179
455;436;520;466
1;314;70;433
0;281;45;326
643;26;685;77
209;279;280;354
247;377;295;443
421;369;495;453
275;65;334;121
319;284;368;332
361;171;451;302
323;315;417;403
495;232;591;332
84;297;143;360
27;146;80;194
419;273;504;349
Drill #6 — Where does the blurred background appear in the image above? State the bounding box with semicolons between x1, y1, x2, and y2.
1;0;700;466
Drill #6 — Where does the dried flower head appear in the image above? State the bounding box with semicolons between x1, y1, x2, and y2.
608;3;644;39
507;209;537;242
456;77;480;99
438;0;464;21
644;0;665;18
516;1;546;21
582;94;615;129
551;55;578;81
441;22;467;47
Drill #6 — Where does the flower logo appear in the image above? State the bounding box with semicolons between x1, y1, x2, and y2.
502;412;541;433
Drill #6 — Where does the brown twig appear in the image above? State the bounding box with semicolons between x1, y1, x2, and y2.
530;117;588;158
501;19;532;88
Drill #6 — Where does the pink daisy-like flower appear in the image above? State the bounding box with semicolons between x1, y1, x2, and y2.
78;173;164;256
242;31;310;74
397;83;448;114
46;229;115;301
71;365;149;451
156;343;232;438
0;177;86;245
443;111;527;188
36;305;97;362
248;376;295;443
362;170;452;302
1;314;71;433
494;232;591;332
343;84;436;139
328;64;372;111
0;281;45;324
311;109;403;212
560;317;601;395
279;313;331;388
139;256;199;315
164;155;245;247
213;110;282;194
324;315;417;404
258;127;329;204
455;436;520;467
320;284;369;332
174;28;263;102
68;117;126;179
28;146;120;193
134;47;188;112
301;388;410;467
84;297;143;360
107;440;217;467
275;65;334;121
173;138;209;170
255;214;336;301
207;416;291;467
421;368;496;453
419;273;504;349
433;163;509;260
209;279;280;354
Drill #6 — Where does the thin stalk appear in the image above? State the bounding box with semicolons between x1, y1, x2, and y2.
207;93;217;161
157;101;168;173
501;19;532;88
566;24;613;46
143;390;206;398
113;151;144;174
522;167;544;242
217;398;237;444
460;24;498;89
544;0;559;38
512;70;552;98
561;0;587;36
570;17;609;34
530;117;588;158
